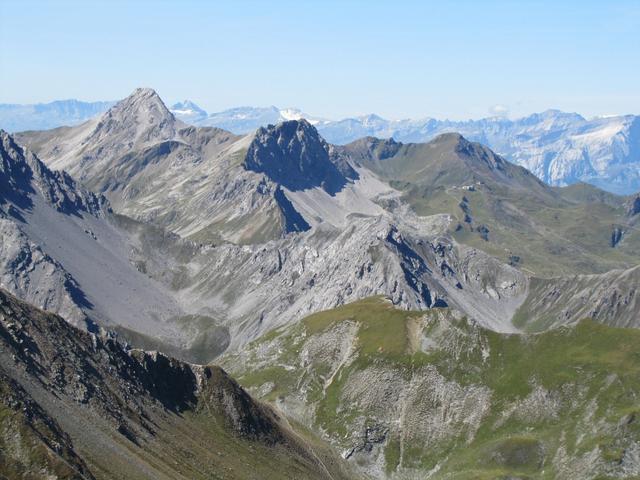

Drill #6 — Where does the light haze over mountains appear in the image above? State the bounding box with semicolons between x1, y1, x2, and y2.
3;1;640;478
2;97;639;194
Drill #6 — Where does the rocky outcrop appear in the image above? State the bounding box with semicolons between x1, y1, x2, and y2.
513;264;640;330
1;130;106;216
626;193;640;216
245;119;357;195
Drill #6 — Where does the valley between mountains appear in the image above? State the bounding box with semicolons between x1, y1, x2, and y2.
1;88;640;479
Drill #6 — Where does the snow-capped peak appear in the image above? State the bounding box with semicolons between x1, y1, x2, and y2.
278;107;322;125
170;100;207;117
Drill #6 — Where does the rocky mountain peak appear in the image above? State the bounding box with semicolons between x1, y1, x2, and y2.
431;132;508;172
245;119;356;195
1;129;29;170
430;131;467;146
85;87;177;146
171;99;204;111
118;87;173;119
128;87;165;103
170;100;207;121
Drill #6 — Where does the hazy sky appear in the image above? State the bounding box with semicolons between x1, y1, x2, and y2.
1;0;639;120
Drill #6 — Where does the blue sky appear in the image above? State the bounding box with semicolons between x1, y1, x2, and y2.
1;0;639;120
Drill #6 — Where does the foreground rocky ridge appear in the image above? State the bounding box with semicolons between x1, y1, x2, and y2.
0;287;353;479
224;297;640;480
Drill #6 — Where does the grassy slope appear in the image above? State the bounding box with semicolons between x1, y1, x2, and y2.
402;174;640;278
348;135;640;277
75;409;346;480
223;297;640;479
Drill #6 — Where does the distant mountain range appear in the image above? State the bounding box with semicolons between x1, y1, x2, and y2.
0;99;116;132
1;98;639;193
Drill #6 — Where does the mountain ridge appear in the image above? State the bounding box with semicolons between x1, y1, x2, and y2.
176;104;640;195
5;95;639;193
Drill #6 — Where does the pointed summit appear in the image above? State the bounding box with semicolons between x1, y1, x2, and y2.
426;132;512;173
126;87;167;104
86;87;177;145
111;87;173;121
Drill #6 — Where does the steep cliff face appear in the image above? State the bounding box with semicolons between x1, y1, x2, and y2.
0;130;111;329
0;288;354;480
1;130;106;216
224;297;640;480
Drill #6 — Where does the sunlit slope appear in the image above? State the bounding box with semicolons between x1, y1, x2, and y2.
224;297;640;479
